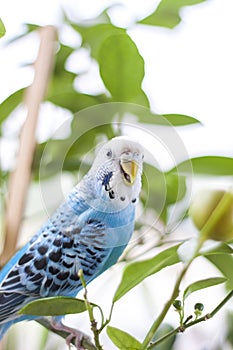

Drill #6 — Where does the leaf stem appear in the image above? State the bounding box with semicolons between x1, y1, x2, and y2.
99;302;115;333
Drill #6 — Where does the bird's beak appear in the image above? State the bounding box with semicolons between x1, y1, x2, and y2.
120;159;138;185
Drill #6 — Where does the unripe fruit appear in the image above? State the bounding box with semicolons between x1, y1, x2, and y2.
194;303;204;312
194;302;204;318
189;189;233;241
173;299;182;311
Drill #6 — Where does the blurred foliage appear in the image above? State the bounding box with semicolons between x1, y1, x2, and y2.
227;312;233;347
150;324;176;350
0;18;6;38
1;0;233;349
139;0;207;28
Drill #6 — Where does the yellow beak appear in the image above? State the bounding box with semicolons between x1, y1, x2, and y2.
120;159;138;185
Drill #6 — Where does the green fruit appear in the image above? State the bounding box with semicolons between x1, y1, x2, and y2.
189;189;233;241
173;299;182;311
194;303;204;312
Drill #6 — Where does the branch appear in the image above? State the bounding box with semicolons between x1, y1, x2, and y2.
37;318;97;350
139;250;196;350
140;191;233;350
0;26;57;266
148;289;233;349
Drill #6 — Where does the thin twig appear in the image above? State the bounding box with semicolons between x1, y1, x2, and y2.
0;26;57;266
78;270;103;350
98;302;114;333
148;289;233;349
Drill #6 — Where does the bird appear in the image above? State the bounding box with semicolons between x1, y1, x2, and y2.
0;136;144;346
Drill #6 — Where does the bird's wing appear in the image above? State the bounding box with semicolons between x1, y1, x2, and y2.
0;205;111;323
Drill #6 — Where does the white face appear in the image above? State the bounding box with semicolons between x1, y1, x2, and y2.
91;137;144;209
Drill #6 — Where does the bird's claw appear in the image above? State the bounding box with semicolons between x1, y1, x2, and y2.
67;328;93;350
51;319;90;350
66;329;88;350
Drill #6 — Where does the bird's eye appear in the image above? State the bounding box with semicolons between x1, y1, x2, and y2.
106;150;112;158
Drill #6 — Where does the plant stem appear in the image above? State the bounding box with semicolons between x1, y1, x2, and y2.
140;238;203;350
148;289;233;349
140;188;233;349
79;270;103;350
139;260;192;349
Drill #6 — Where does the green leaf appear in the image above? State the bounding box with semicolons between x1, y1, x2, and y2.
113;244;181;302
119;106;200;126
127;90;150;108
139;0;207;29
54;44;75;76
46;44;75;95
33;115;117;180
107;326;141;350
141;163;167;215
138;112;201;126
99;34;146;103
206;254;233;289
141;164;187;222
183;277;227;300
47;92;106;113
47;44;76;99
0;89;24;125
170;156;233;176
165;173;187;205
162;114;201;126
0;18;6;38
19;296;95;316
72;23;125;60
7;23;40;44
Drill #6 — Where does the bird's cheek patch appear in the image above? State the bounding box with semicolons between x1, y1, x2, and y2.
102;171;113;186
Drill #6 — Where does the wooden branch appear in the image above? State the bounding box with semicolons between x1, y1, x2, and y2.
0;25;57;267
37;319;97;350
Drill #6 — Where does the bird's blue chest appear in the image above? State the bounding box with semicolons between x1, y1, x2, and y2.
68;185;136;246
79;203;135;248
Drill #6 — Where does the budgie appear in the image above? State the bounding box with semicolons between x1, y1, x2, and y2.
0;136;144;346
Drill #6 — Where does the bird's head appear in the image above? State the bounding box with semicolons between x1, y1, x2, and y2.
89;137;144;210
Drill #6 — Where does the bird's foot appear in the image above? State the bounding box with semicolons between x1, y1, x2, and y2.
51;319;90;350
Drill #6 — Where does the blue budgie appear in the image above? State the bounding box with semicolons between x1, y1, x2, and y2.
0;137;144;346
